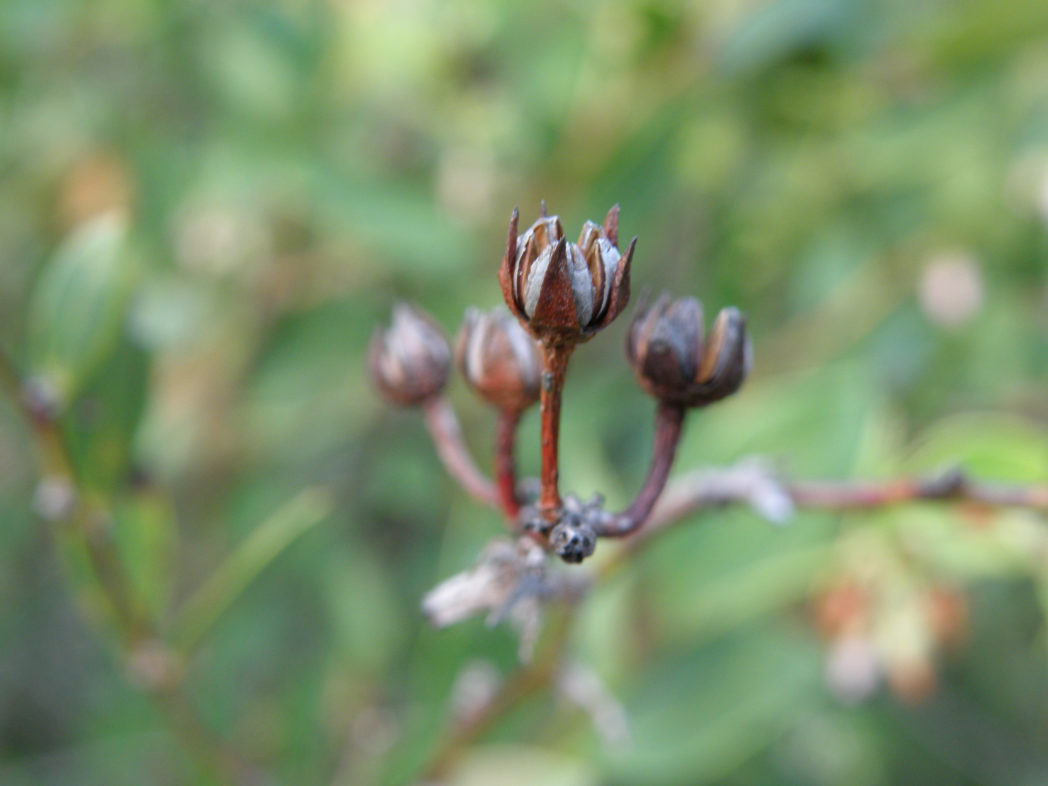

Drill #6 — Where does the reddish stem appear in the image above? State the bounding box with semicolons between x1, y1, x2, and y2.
423;397;498;507
494;408;522;519
538;345;573;521
601;402;685;537
787;470;1042;509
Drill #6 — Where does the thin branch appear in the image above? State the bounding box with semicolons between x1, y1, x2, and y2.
0;353;147;636
423;396;499;507
0;346;255;783
645;462;1048;539
494;408;522;519
788;470;1048;510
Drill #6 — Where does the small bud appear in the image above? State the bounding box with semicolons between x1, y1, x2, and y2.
368;303;451;406
33;476;77;521
498;204;635;344
626;294;751;408
549;520;597;564
455;307;541;412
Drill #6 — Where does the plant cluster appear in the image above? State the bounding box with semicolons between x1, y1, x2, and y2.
369;203;751;565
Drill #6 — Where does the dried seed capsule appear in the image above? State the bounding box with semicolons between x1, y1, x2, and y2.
455;307;541;412
626;294;751;407
368;302;451;406
498;204;635;344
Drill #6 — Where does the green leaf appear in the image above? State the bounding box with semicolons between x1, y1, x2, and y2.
112;489;178;620
65;337;149;493
26;214;136;405
902;413;1048;482
607;626;820;784
451;746;598;786
172;488;332;653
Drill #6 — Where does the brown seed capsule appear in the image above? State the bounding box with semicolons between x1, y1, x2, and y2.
368;302;451;406
455;307;541;412
626;294;751;408
498;204;635;344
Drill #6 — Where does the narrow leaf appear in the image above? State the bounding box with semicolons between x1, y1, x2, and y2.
26;213;135;404
172;487;332;652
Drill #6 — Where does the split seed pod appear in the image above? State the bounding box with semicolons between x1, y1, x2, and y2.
626;294;751;407
498;204;636;344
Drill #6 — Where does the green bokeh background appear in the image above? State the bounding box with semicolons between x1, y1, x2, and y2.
4;0;1048;783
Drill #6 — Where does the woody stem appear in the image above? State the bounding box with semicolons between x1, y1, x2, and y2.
494;408;522;520
600;402;686;537
538;344;573;521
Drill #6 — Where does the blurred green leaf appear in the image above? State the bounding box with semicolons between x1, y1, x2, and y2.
172;488;332;652
65;337;149;492
451;745;597;786
715;0;857;75
25;214;136;404
903;413;1048;481
112;489;177;620
325;544;405;673
606;625;820;784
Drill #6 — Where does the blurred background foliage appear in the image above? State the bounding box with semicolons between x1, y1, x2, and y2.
4;0;1048;783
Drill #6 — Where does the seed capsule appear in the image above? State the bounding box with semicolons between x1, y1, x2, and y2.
626;294;751;407
455;307;541;412
368;302;451;406
498;204;635;344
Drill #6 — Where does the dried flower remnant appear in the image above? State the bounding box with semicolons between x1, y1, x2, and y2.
368;302;451;406
421;537;585;660
456;307;541;412
498;204;635;345
626;294;751;408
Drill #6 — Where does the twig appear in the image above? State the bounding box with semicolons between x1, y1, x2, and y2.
0;347;254;783
788;471;1048;510
643;462;1048;542
423;396;499;507
0;353;147;637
